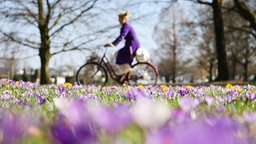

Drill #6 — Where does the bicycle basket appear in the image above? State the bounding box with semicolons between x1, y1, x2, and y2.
136;48;150;62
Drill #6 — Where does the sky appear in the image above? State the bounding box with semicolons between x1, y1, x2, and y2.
0;0;198;71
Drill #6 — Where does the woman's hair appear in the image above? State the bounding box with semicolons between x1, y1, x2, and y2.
119;11;131;18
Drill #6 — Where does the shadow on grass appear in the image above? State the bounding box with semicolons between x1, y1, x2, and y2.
168;80;256;87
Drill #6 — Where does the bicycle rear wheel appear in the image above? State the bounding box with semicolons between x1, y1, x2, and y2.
76;62;108;86
128;62;158;86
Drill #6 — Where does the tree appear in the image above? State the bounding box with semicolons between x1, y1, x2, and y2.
196;25;217;82
232;0;256;38
154;5;187;83
191;0;229;81
224;1;256;81
0;0;100;84
0;39;19;79
157;57;173;83
188;5;218;82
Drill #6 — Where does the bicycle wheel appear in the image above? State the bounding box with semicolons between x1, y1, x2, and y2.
76;62;108;86
128;62;158;86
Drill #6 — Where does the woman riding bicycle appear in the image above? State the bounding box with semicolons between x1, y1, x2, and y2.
104;11;140;75
76;12;157;86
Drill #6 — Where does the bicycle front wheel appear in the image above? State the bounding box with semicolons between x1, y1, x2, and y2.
76;62;108;86
128;62;158;86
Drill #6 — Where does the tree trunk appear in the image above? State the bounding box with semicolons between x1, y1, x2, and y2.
38;0;51;84
165;75;170;83
231;58;236;80
208;59;214;82
172;46;176;83
243;61;248;81
212;0;229;81
39;48;51;84
172;20;177;83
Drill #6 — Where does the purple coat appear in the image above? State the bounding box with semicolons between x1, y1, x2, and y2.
112;22;140;65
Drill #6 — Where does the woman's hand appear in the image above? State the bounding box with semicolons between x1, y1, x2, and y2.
104;43;115;47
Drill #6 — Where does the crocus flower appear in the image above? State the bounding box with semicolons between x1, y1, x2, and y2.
0;113;28;144
51;113;96;144
53;97;70;111
228;89;239;96
160;85;169;92
145;127;174;144
56;87;70;97
225;96;236;103
246;92;256;101
123;87;151;100
226;83;232;88
51;114;80;144
146;115;251;144
171;116;250;144
87;103;132;133
1;90;14;100
244;112;256;123
217;96;225;103
38;96;46;106
170;108;191;123
131;98;170;128
205;96;215;105
178;97;200;112
216;105;226;112
12;98;23;104
177;89;190;96
166;90;176;98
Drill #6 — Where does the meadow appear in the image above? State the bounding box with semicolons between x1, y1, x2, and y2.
0;78;256;144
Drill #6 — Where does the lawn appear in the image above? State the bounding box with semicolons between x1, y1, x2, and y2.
0;78;255;144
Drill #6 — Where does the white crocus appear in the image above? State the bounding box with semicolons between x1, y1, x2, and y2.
53;97;69;110
131;98;171;128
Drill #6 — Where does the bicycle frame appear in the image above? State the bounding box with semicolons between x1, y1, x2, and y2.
94;48;124;82
81;47;159;85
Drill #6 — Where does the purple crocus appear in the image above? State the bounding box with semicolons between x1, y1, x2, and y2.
167;90;176;99
56;87;70;97
0;113;28;144
216;105;226;112
177;89;190;96
170;108;191;122
226;95;236;103
146;116;252;144
227;89;239;96
38;96;46;106
88;103;132;133
145;127;174;144
178;97;200;112
205;96;215;105
51;113;96;144
172;116;250;144
1;90;14;100
51;114;80;144
246;92;256;101
244;112;256;123
123;87;151;100
217;96;225;103
12;98;23;104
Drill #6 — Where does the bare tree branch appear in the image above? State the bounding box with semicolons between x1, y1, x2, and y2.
189;0;212;6
233;0;256;31
0;31;39;49
50;0;98;37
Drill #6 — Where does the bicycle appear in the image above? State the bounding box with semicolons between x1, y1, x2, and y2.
76;47;158;86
